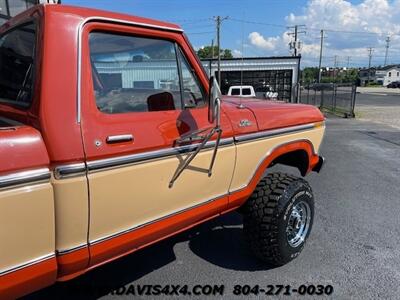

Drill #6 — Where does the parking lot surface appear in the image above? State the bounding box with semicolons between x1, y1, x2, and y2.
356;92;400;129
25;115;400;300
357;87;400;95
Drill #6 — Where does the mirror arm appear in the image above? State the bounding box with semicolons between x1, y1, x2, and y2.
175;126;213;145
169;127;216;188
169;96;222;188
207;98;222;176
215;98;221;128
207;127;222;177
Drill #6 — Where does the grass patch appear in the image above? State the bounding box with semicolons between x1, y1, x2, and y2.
320;106;355;118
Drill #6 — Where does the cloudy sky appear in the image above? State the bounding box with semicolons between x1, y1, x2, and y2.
64;0;400;67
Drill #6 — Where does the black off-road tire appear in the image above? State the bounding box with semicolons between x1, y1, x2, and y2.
241;172;314;266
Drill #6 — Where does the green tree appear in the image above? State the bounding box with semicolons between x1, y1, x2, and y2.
301;67;319;84
342;68;359;83
197;46;233;59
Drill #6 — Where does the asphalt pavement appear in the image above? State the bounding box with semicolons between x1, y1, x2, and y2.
25;115;400;299
355;92;400;129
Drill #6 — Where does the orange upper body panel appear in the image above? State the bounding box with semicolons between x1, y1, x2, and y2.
222;97;325;132
0;126;49;174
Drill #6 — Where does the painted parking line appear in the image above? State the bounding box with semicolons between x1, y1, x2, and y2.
360;93;388;96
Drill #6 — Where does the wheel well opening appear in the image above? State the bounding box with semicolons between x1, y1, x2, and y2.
269;150;309;176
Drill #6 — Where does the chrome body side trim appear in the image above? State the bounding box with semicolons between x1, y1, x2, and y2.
0;253;55;276
234;123;316;143
54;163;86;179
0;168;51;189
87;137;234;172
56;244;87;255
77;17;183;123
90;193;226;245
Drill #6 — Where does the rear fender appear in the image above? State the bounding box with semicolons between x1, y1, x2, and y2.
228;140;319;209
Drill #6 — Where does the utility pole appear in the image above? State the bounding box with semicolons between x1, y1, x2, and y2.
287;25;305;103
318;29;324;83
384;36;390;66
214;16;228;87
209;39;214;78
294;26;298;56
333;55;338;82
346;56;350;69
367;47;373;85
287;25;306;57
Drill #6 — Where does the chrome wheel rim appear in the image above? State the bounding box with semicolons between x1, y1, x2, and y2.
286;201;311;248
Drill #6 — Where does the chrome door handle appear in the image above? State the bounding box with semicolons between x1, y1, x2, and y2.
106;134;133;144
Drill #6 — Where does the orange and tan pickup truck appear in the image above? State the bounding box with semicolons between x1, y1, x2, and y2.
0;3;325;298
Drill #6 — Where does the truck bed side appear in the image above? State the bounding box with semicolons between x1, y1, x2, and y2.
0;125;57;298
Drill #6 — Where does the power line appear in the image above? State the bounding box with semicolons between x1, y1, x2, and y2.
227;17;400;36
185;31;215;35
228;17;287;29
182;24;215;29
166;18;211;24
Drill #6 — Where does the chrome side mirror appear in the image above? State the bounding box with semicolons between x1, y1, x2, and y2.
208;76;221;126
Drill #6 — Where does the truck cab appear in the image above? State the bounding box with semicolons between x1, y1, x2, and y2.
0;4;325;298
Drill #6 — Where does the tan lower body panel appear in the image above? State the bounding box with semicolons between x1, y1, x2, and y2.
52;176;89;253
0;183;55;273
230;127;325;192
88;146;236;243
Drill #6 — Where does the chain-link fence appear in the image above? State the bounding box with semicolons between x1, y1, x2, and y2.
299;83;357;118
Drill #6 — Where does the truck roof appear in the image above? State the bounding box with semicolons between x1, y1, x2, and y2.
229;85;254;89
1;3;182;33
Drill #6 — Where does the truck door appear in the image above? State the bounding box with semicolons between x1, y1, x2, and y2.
79;23;235;265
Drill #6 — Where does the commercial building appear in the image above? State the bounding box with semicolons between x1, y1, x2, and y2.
202;56;300;102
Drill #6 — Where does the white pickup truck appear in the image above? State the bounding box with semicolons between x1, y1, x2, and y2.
228;85;279;99
227;85;256;97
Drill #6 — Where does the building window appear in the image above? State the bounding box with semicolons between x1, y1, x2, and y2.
388;72;391;77
397;72;399;77
0;0;36;22
9;0;34;16
0;0;8;18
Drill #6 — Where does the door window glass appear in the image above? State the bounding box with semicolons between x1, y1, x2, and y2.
0;22;36;108
89;32;182;114
177;48;205;108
